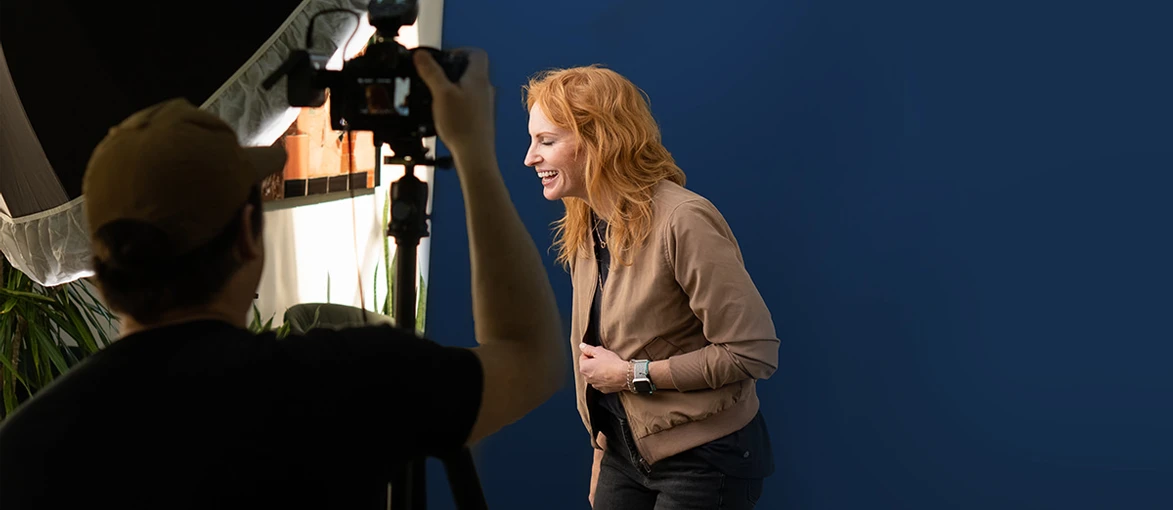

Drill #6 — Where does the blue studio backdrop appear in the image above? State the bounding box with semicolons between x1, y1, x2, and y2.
421;1;1172;509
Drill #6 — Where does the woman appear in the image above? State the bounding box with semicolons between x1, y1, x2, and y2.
522;65;780;510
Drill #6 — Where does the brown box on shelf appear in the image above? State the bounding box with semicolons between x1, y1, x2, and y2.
270;96;379;203
349;172;367;190
307;177;329;195
327;174;348;193
284;179;307;198
281;172;370;199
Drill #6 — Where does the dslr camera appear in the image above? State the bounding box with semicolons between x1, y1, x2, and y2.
263;0;467;165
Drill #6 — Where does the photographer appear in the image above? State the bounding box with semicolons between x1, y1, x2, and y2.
0;49;563;509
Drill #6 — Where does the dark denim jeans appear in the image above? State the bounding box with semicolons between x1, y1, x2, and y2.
592;421;764;510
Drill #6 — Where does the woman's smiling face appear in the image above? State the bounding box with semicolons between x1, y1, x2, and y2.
524;104;586;201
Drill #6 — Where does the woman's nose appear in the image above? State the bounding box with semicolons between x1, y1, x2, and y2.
524;148;540;167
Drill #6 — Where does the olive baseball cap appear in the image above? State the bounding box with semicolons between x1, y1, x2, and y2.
83;98;285;259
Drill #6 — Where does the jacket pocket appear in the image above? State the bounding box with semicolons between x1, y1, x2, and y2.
641;336;684;361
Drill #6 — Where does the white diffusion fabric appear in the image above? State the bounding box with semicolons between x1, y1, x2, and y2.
0;0;371;287
0;197;93;287
201;0;371;147
0;38;90;287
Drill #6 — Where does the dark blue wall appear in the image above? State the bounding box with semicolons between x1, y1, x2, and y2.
423;1;1173;508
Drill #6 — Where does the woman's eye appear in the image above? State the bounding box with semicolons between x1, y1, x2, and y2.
541;141;554;146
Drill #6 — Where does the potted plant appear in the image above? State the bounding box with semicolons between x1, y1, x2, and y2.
0;254;118;420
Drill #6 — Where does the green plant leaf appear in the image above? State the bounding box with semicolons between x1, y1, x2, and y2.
385;248;398;319
0;287;56;304
25;317;42;379
0;295;18;316
0;345;32;390
74;281;118;327
372;264;379;315
249;302;263;332
56;290;100;353
382;196;394;318
0;352;28;382
416;273;427;335
0;258;118;420
68;285;114;349
1;298;17;314
27;322;69;376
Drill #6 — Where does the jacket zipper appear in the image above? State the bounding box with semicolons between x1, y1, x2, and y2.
615;407;651;474
593;227;648;472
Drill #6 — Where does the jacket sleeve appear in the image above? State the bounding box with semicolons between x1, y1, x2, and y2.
663;198;779;391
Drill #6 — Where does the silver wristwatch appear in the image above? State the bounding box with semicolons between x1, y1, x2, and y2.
631;359;656;394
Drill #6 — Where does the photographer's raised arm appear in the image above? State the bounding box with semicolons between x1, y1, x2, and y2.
415;49;567;445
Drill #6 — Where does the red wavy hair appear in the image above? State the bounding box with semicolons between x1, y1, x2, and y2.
523;65;686;269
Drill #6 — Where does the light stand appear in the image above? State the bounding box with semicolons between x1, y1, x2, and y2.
377;134;487;510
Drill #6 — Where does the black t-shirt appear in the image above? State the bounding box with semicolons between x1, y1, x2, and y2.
0;319;483;509
585;216;773;479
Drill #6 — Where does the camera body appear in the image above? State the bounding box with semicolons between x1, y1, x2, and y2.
326;43;465;139
266;0;467;164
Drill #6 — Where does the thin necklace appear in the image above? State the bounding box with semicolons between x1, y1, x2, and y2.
594;215;607;291
594;215;607;249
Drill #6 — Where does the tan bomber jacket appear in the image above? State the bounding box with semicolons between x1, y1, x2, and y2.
569;180;780;465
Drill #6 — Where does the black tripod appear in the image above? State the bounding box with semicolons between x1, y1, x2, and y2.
376;134;487;510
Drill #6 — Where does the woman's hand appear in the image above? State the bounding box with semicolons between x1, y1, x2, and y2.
579;343;629;394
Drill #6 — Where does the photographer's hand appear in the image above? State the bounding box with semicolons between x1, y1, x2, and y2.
413;48;495;158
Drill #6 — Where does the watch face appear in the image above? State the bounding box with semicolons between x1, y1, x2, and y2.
634;380;653;394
